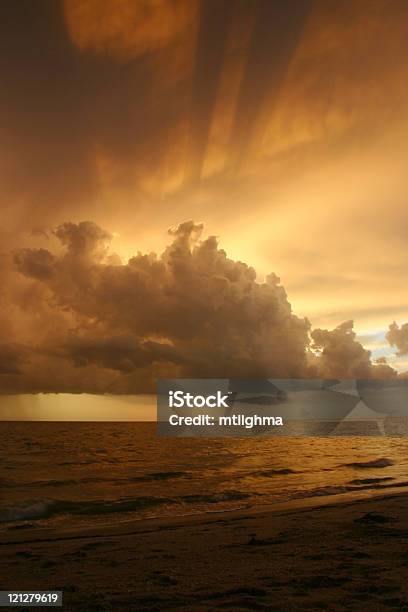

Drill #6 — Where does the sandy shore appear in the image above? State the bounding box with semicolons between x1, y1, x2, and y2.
1;492;408;610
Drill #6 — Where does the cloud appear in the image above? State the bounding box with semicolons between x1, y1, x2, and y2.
310;320;396;379
10;220;310;392
387;322;408;356
0;219;400;394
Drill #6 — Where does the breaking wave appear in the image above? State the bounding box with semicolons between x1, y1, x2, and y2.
0;490;251;523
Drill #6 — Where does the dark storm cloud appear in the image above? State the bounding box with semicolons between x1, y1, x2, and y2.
11;220;310;392
0;219;398;394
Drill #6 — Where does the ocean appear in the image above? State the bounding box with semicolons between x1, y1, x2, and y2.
1;422;408;535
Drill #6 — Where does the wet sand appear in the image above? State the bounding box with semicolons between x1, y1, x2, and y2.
2;492;408;610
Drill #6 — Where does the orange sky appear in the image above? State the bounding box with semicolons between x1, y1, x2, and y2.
1;0;408;414
64;0;408;343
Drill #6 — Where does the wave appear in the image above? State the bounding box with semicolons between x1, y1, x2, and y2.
259;468;297;476
0;497;173;523
2;475;408;524
349;477;394;485
295;479;408;500
1;471;187;489
0;490;251;523
0;501;53;522
341;458;394;469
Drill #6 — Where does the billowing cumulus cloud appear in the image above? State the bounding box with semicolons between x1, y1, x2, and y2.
10;220;310;392
310;321;396;379
0;220;399;394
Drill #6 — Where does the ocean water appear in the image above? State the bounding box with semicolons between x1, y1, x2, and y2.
1;422;408;534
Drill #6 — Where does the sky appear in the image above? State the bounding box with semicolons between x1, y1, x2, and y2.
1;0;408;418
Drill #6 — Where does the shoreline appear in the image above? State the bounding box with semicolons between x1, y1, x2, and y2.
2;486;408;546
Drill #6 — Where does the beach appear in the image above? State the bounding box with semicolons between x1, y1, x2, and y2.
2;423;408;609
2;491;408;610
